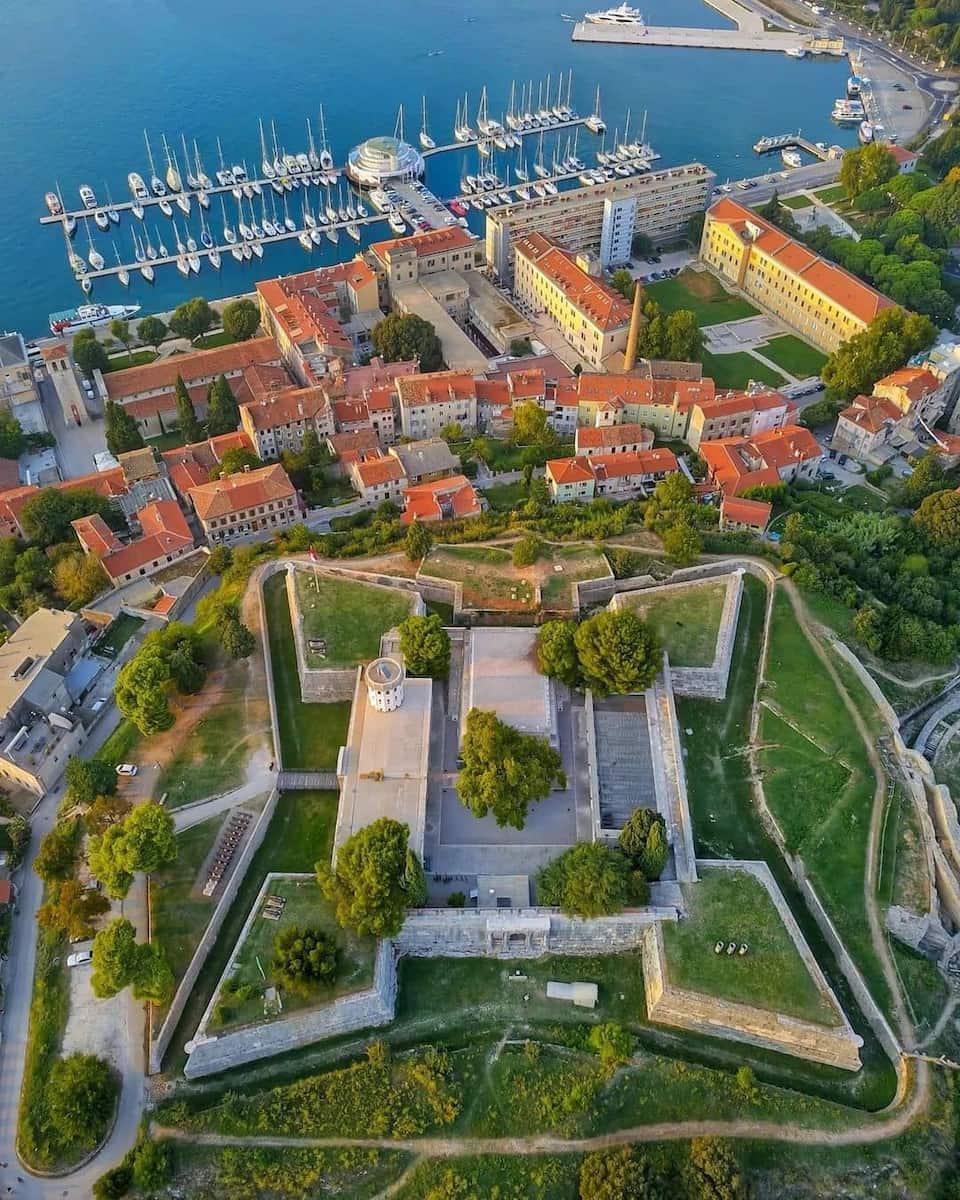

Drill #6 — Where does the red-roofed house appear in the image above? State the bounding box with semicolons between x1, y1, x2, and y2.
401;475;481;526
832;393;905;461
162;432;255;503
701;198;893;352
395;371;478;439
513;234;633;369
575;423;654;456
546;456;596;503
572;365;716;439
700;425;822;496
546;448;678;502
348;453;408;505
239;385;335;459
872;367;945;423
686;389;796;451
186;463;299;544
720;496;772;534
72;501;194;586
366;226;481;293
326;429;380;475
885;143;920;173
104;337;282;438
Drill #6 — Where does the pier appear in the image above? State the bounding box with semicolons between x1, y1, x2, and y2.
571;21;822;53
752;134;833;160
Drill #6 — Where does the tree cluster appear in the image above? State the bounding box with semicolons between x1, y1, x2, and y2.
104;400;145;455
371;312;444;372
22;486;118;547
91;916;174;1003
169;296;216;343
458;708;566;829
212;445;262;478
46;1054;117;1153
272;925;338;993
205;374;240;437
644;472;704;564
537;609;662;697
318;817;425;938
114;621;207;734
398;613;450;678
821;307;938;403
72;329;109;378
88;801;177;898
281;429;333;502
34;819;79;883
221;297;261;341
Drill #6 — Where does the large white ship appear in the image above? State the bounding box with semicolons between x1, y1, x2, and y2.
49;302;141;336
584;3;644;24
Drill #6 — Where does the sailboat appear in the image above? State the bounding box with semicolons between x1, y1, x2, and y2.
208;245;221;270
533;131;548;178
175;186;191;216
144;131;166;196
162;135;182;192
110;242;129;287
237;198;253;241
514;145;529;182
318;105;334;172
215;137;234;188
506;81;520;131
260;119;277;180
155;227;169;258
104;185;120;225
182;135;200;190
85;220;105;271
325;186;338;224
459;92;475;141
298;227;314;252
262;196;277;237
132;232;154;282
326;224;339;245
199;205;213;249
585;86;606;134
337;183;349;224
271;121;284;179
283;194;297;233
143;227;157;261
306;118;321;172
419;97;435;151
229;241;243;263
132;231;145;263
194;141;212;190
173;219;190;276
220;196;236;244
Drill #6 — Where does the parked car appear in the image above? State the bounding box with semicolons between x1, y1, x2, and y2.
115;763;138;777
838;454;848;466
90;697;107;713
66;949;92;968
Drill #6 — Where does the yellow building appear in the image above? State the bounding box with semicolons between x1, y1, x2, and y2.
700;198;892;353
513;233;634;370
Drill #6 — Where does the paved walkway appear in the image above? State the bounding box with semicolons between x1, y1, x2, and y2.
172;761;274;833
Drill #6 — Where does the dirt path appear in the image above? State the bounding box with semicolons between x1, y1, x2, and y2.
782;580;911;1047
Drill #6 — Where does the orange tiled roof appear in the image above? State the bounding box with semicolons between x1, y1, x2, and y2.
369;225;476;262
0;485;40;533
162;431;254;498
721;495;772;528
514;235;633;332
696;389;794;421
547;456;595;486
886;143;919;165
476;379;510;407
590;448;678;480
576;370;715;412
104;337;279;401
701;425;821;495
707;198;893;325
351;454;406;489
187;463;296;522
328;429;379;456
333;398;371;428
396;370;478;408
364;385;395;413
245;363;292;399
71;513;121;556
240;385;331;432
401;475;481;525
507;369;546;398
874;366;940;401
99;501;193;579
576;423;653;450
838;393;902;434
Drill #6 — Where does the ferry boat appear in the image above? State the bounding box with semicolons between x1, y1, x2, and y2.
831;98;865;124
584;3;644;23
49;302;141;336
781;149;802;169
847;75;862;98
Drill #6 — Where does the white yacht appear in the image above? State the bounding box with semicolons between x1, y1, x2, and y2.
584;3;644;23
781;149;802;168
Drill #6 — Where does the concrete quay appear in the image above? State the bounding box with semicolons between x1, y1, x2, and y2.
571;22;811;52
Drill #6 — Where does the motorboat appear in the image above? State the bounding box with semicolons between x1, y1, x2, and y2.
79;184;97;209
782;149;802;168
93;210;110;232
48;301;141;336
584;4;644;24
859;120;874;143
45;189;65;215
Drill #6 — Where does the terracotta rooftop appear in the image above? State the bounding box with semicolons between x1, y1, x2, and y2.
590;448;678;480
396;370;478;408
401;475;481;525
576;370;716;412
332;398;371;428
369;225;476;262
721;495;772;528
700;424;821;495
71;513;121;557
707;197;893;326
695;388;795;421
838;393;903;434
328;429;379;456
514;234;633;332
874;366;941;401
507;369;546;398
187;463;296;522
575;423;654;450
240;385;331;432
245;362;292;399
118;446;160;484
547;456;595;486
351;454;407;489
99;501;193;579
886;143;919;165
162;431;254;498
104;336;279;401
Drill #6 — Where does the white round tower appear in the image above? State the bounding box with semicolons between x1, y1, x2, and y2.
365;657;405;712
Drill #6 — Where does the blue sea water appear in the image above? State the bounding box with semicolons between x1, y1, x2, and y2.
0;0;856;339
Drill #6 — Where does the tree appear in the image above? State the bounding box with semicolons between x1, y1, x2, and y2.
136;315;167;352
405;520;432;563
664;309;703;362
174;374;201;442
93;1165;134;1199
840;142;898;198
272;925;338;993
897;451;949;506
207;544;233;574
398;613;450;678
0;411;26;460
913;488;960;551
619;808;668;880
34;821;78;882
609;268;636;300
72;330;108;378
587;1022;635;1069
115;802;177;874
169;296;216;343
371;311;443;372
511;401;557;448
91;917;141;998
662;520;703;565
574;610;661;697
536;619;581;687
64;758;117;809
130;1139;172;1193
579;1147;664;1200
221;297;261;342
211;445;261;477
632;231;654;256
88;824;134;898
132;941;174;1003
52;552;109;606
512;534;540;567
104;399;145;455
318;817;420;938
403;847;428;906
47;1054;116;1150
205;374;240;436
109;318;132;358
22;486;116;547
458;708;566;830
219;613;257;658
85;793;132;834
168;643;205;693
439;422;464;443
686;1138;746;1200
537;842;631;916
38;880;110;941
821;307;937;403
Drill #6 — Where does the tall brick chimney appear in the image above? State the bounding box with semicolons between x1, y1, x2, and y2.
623;283;643;373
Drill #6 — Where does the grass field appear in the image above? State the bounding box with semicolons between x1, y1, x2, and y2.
644;268;758;326
151;814;228;1000
700;350;786;390
263;573;350;771
481;481;529;511
103;349;157;373
195;329;239;349
841;484;888;513
539;545;610;608
161;790;338;1073
293;571;414;668
620;579;727;667
92;612;144;659
760;335;827;378
814;184;846;204
157;661;270;808
211;876;376;1030
781;194;814;210
422;545;536;611
662;868;840;1026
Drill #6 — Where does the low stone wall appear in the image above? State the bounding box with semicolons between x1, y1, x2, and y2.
652;663;698;882
149;787;280;1074
184;939;397;1080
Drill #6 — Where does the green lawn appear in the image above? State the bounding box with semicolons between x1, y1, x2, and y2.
645;268;758;326
157;661;270;808
422;545;537;611
93;718;141;770
151;814;227;995
160;789;338;1073
781;194;814;210
194;329;238;349
663;868;840;1026
92;612;144;659
262;573;351;771
814;184;847;204
210;877;376;1031
145;430;188;452
841;484;888;513
293;570;414;668
480;481;529;511
619;578;728;667
760;335;827;378
700;350;786;390
102;349;157;373
539;545;609;608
